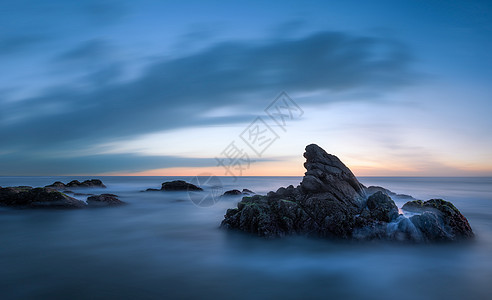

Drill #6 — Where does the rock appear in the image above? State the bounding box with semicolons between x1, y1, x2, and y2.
222;144;366;238
223;189;242;196
242;189;255;194
0;187;87;209
402;199;474;240
221;143;474;242
300;144;366;207
46;181;66;189
46;179;106;189
365;186;415;200
366;191;399;222
161;180;203;191
145;188;161;192
409;212;451;241
87;194;126;207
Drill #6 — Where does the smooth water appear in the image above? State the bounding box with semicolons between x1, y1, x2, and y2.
1;176;491;300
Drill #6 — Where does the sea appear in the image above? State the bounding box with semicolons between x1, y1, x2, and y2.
0;176;491;300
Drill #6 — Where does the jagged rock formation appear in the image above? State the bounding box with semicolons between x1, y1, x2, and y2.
221;144;474;242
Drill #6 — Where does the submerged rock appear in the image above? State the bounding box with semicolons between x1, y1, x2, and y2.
222;189;255;196
46;179;106;189
0;186;87;209
87;194;126;207
221;144;474;242
161;180;203;191
365;186;415;200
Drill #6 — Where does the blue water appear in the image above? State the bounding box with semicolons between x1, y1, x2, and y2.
1;176;491;300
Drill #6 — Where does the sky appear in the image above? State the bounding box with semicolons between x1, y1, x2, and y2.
1;0;491;177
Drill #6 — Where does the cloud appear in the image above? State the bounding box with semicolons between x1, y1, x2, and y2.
0;30;418;174
0;35;48;56
56;39;112;62
0;152;279;176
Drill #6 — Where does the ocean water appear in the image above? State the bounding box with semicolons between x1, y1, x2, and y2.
0;176;491;300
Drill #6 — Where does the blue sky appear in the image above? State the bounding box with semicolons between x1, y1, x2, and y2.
1;0;491;176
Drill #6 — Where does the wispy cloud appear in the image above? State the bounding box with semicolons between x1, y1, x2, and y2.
0;30;417;174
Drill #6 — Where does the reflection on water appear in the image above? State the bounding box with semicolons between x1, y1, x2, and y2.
0;176;491;299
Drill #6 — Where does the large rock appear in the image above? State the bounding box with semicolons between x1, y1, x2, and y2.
222;144;367;239
161;180;203;191
403;199;474;241
46;179;106;189
300;144;366;207
221;144;474;242
87;194;126;207
0;186;87;209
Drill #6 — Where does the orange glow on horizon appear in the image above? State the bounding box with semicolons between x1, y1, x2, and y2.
102;160;492;177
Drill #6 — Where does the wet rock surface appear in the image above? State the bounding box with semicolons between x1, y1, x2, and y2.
0;186;87;209
221;144;474;242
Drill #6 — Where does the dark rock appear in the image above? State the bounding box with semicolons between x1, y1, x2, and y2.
300;144;365;207
46;181;66;189
222;144;366;238
161;180;203;191
221;143;474;243
410;212;450;241
366;191;399;222
87;194;126;207
73;193;94;196
242;189;255;194
223;189;242;196
0;187;86;209
403;199;474;240
145;188;161;192
366;186;415;200
46;179;106;189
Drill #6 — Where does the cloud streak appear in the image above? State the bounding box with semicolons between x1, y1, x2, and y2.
0;30;417;174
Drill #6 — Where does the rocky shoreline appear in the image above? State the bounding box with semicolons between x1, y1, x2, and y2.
221;144;474;242
0;179;125;209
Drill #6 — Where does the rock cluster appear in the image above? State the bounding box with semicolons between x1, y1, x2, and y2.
0;186;125;209
46;179;106;189
221;144;474;242
0;186;87;209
